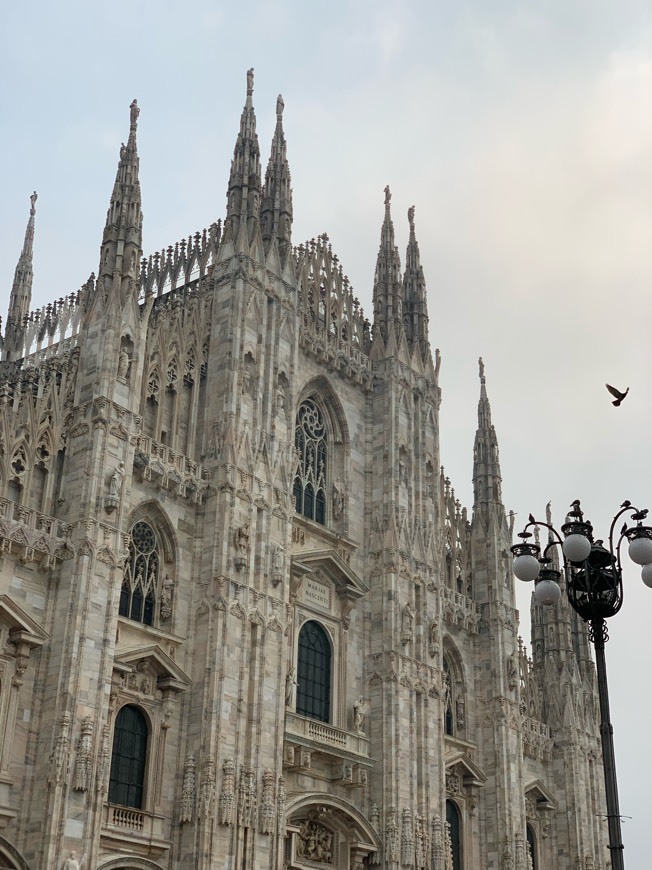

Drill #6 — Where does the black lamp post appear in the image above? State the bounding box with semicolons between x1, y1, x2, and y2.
511;500;652;870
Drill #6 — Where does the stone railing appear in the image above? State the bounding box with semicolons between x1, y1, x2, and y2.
131;435;209;503
440;587;480;631
285;711;370;759
0;499;72;568
103;804;167;846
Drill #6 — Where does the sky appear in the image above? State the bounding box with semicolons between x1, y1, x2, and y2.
1;0;651;863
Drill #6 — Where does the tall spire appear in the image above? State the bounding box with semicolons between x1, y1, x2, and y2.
403;204;430;357
472;358;504;510
98;99;143;294
261;94;293;264
223;68;262;250
372;186;403;346
4;191;37;361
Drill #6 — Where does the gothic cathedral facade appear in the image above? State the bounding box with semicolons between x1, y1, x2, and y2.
0;73;607;870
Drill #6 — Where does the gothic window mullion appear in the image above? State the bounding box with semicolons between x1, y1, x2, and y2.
293;399;327;526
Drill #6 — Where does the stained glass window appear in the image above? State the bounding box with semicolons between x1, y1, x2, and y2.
120;521;159;625
296;621;331;723
294;399;327;525
109;705;148;808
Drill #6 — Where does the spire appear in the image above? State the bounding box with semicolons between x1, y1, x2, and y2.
98;99;143;293
4;191;37;361
403;204;430;357
472;358;504;510
372;186;403;346
223;68;262;249
261;93;293;264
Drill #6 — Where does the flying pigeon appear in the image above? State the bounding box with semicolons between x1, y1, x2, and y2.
605;384;629;406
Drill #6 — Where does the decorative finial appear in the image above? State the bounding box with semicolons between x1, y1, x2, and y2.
129;99;139;131
30;191;38;213
479;357;485;383
408;205;415;232
276;94;284;118
247;68;254;97
384;185;391;206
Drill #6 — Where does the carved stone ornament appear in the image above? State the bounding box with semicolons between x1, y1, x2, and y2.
385;806;399;863
400;807;414;867
73;716;94;792
200;754;216;820
401;601;415;646
180;754;196;824
48;712;71;786
219;757;236;825
259;767;275;834
238;766;257;829
296;817;334;864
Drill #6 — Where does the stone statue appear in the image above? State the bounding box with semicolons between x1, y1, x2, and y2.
353;696;365;733
332;478;345;520
234;524;249;570
160;574;174;620
109;462;125;496
117;349;130;380
408;204;415;231
272;543;285;587
456;697;465;730
246;68;254;96
62;852;80;870
285;666;298;707
401;601;415;646
30;191;38;211
276;94;284;118
129;98;139;129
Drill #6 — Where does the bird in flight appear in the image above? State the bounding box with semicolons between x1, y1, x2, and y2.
605;384;629;406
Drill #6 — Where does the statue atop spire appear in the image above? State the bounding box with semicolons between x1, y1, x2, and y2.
472;358;504;512
247;68;254;98
262;93;292;263
129;99;139;131
3;191;38;360
407;204;415;234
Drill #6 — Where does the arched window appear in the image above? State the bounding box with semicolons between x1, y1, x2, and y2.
526;824;538;870
293;399;327;525
109;705;148;808
443;657;454;735
120;521;159;625
296;621;331;722
446;800;462;870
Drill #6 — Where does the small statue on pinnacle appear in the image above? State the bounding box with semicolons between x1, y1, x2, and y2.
130;99;139;130
247;68;254;97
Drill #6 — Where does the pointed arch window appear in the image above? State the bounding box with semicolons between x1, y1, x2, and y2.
120;521;159;626
443;657;454;736
296;620;331;723
293;399;327;525
109;705;148;808
446;800;462;870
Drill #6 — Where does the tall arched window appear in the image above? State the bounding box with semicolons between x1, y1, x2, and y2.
120;521;159;625
446;799;462;870
443;657;454;735
526;824;537;870
109;705;148;808
296;621;331;722
293;399;327;525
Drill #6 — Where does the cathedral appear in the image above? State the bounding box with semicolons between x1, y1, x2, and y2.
0;71;608;869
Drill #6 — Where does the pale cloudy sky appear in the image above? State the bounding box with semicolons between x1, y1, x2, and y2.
1;0;651;863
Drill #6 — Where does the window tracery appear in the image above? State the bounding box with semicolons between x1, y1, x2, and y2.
293;399;327;525
120;521;160;626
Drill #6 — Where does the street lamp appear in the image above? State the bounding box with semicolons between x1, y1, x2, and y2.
511;500;652;870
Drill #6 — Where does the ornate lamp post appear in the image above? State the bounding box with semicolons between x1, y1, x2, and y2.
511;500;652;870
